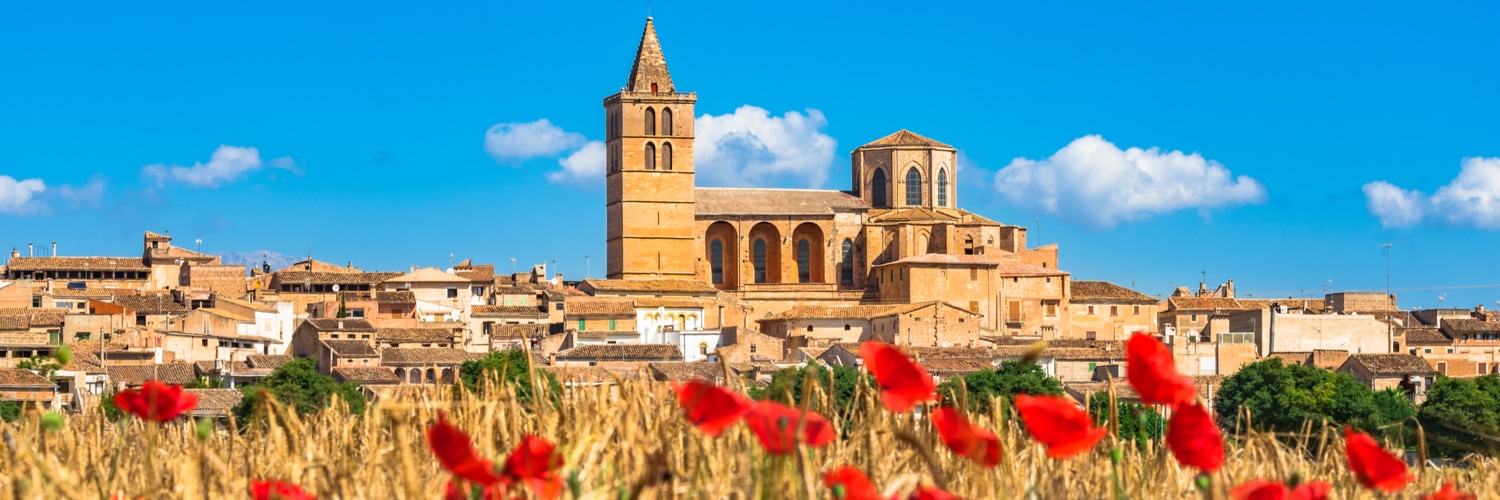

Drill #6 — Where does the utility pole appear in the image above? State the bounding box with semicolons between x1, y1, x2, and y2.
1380;243;1393;302
585;255;591;279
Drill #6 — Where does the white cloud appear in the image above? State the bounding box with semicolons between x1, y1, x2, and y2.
484;119;586;163
0;175;46;215
56;178;107;209
993;135;1266;229
548;141;605;187
694;106;837;188
1364;157;1500;229
142;145;294;188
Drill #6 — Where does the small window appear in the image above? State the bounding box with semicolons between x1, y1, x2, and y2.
1447;348;1454;353
970;268;977;280
844;324;851;331
806;325;814;332
31;296;40;308
662;108;673;135
1424;348;1432;354
1086;331;1097;340
749;344;757;353
1110;306;1119;317
1087;305;1096;315
447;288;458;298
351;308;365;318
1436;362;1447;374
1133;305;1141;315
201;339;208;347
1191;314;1199;322
1480;362;1490;374
609;319;616;331
578;319;586;331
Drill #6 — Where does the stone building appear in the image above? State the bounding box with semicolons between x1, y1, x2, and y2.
1067;281;1158;340
1336;353;1436;403
592;18;1062;343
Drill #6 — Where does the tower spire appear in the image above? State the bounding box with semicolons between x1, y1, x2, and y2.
626;17;674;93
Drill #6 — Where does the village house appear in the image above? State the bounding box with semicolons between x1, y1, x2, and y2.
376;327;459;349
384;267;474;323
489;324;550;352
1067;281;1158;340
1337;353;1436;403
158;328;277;365
332;366;402;386
184;389;244;419
316;339;380;375
0;368;60;410
468;304;549;348
0;308;66;367
381;348;476;384
105;362;195;389
564;297;639;344
708;327;782;364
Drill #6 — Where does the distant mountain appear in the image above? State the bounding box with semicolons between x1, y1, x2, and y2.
216;251;299;274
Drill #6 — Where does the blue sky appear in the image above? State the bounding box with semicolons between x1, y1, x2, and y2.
2;1;1497;310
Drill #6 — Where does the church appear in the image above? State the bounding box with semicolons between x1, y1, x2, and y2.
579;18;1072;349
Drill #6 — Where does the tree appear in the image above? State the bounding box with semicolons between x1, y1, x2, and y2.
17;354;61;379
0;401;20;422
233;357;365;422
186;376;225;389
457;349;561;406
1418;374;1500;458
1214;358;1393;436
1087;394;1166;451
336;294;349;319
937;361;1064;413
749;363;872;416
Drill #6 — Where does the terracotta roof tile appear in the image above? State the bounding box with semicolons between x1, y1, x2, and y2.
582;278;718;294
556;344;683;361
1071;281;1156;303
919;358;996;375
385;267;469;283
994;263;1069;277
332;366;401;384
0;368;55;388
1267;352;1311;366
375;291;416;304
1443;319;1500;334
377;328;457;342
303;318;377;332
112;293;189;314
105;363;196;385
1167;297;1246;311
1401;328;1452;344
472;305;547;316
184;389;243;415
380;348;475;365
564;297;638;317
7;256;149;271
321;340;378;358
860;129;954;149
694;188;867;216
492;324;550;339
275;271;401;286
1346;354;1436;375
245;354;293;370
877;253;1001;267
648;362;730;383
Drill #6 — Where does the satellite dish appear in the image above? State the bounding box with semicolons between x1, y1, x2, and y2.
332;284;341;292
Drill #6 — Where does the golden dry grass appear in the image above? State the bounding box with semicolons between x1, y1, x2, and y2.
0;375;1492;499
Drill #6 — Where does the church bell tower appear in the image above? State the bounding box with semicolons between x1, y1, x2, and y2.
604;18;698;280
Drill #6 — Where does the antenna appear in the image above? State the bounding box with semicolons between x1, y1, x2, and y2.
194;238;202;253
1380;243;1393;302
510;258;517;274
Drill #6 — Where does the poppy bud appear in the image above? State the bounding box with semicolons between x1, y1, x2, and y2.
40;412;63;432
196;418;212;440
54;345;72;366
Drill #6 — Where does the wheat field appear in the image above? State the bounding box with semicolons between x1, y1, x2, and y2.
0;374;1491;499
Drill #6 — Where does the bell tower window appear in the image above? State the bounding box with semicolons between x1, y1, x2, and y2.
937;169;949;207
661;108;673;135
645;143;656;170
662;142;673;170
644;108;656;135
871;169;888;208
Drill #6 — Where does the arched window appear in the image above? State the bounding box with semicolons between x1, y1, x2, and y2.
964;235;975;255
839;239;854;286
796;239;811;283
906;168;922;205
753;239;768;284
710;240;724;284
662;108;673;135
871;169;888;208
644;108;656;135
662;142;673;170
644;143;656;170
937;169;948;207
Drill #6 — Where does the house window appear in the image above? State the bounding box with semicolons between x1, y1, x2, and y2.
1086;331;1097;340
447;288;458;298
201;339;208;347
969;301;980;314
710;240;724;284
1133;305;1141;315
1447;348;1454;353
351;308;365;318
844;324;851;331
905;168;922;205
1424;348;1432;353
609;319;616;331
1191;314;1199;322
749;344;757;353
1006;301;1022;323
937;169;948;207
1436;362;1447;374
472;286;484;296
1087;306;1096;315
1110;306;1119;317
970;268;978;280
1480;362;1490;374
662;108;673;135
806;325;814;332
578;319;586;331
32;296;40;308
796;239;811;283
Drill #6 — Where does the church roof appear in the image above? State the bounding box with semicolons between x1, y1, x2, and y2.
860;129;955;150
626;18;674;93
695;188;868;216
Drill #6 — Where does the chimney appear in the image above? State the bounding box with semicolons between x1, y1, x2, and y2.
1198;282;1207;297
337;320;344;330
410;265;417;273
8;248;16;259
1226;279;1235;298
52;241;56;257
347;261;353;269
28;243;33;257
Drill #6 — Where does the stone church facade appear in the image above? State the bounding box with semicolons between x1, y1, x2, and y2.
596;18;1069;341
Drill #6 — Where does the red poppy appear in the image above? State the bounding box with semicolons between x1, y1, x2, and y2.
1421;481;1477;500
860;342;937;412
426;412;505;487
1013;394;1106;459
931;406;1002;467
823;467;888;500
908;486;963;500
673;380;752;437
250;480;316;500
1165;402;1223;473
743;400;836;455
1125;333;1198;409
1344;426;1413;492
112;380;198;423
1229;480;1330;500
502;435;564;500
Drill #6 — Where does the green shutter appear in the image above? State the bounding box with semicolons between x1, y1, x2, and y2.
609;319;616;331
578;319;585;331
